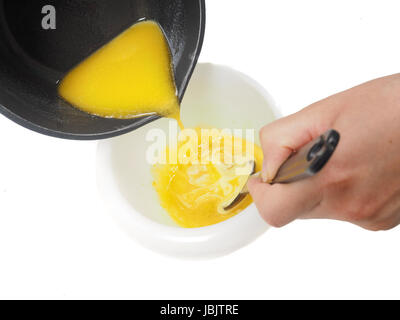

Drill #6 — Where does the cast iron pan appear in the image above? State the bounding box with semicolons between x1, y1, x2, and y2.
0;0;206;140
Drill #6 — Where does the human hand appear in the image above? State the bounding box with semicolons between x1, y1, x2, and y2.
248;74;400;231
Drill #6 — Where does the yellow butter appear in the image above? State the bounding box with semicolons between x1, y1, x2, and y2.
58;20;180;121
152;128;263;228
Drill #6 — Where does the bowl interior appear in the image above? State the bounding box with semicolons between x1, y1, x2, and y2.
106;63;278;227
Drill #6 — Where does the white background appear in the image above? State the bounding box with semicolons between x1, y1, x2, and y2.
1;0;400;299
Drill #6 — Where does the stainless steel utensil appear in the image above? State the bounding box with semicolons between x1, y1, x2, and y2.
223;129;340;210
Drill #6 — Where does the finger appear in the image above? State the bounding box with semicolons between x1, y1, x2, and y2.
260;104;333;182
248;175;323;227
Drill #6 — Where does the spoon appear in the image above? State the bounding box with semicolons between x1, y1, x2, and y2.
223;129;341;211
0;0;205;140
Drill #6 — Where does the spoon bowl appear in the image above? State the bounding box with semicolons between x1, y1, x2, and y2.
0;0;205;139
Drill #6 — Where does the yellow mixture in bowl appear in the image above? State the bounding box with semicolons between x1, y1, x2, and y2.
152;128;263;228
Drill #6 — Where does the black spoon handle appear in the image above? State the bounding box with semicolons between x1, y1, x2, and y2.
271;129;340;184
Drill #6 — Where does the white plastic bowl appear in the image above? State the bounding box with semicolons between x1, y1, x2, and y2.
97;63;280;259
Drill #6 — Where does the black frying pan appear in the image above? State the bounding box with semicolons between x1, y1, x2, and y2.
0;0;206;140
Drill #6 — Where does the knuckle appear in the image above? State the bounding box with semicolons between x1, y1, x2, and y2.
377;222;398;231
344;201;375;222
261;213;286;228
259;121;281;144
363;225;381;232
361;220;397;232
258;206;288;228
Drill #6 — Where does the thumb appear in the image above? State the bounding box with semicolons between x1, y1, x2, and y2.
260;104;333;182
